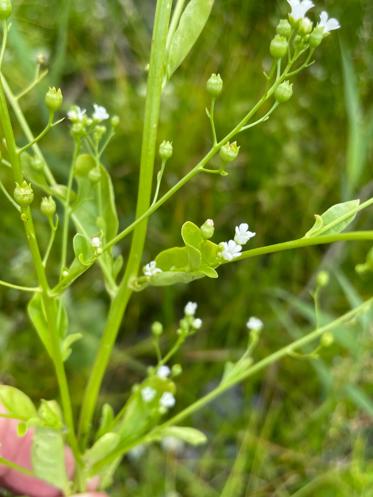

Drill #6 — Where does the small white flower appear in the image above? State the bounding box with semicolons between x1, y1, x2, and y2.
128;444;146;460
160;392;175;409
287;0;314;21
143;261;162;277
67;106;86;122
161;436;184;454
193;318;203;330
157;365;171;379
92;104;109;121
91;236;102;249
184;301;197;316
234;223;256;245
318;11;341;33
219;240;242;261
246;317;263;332
141;387;156;403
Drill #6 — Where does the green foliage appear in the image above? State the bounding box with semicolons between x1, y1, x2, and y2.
304;200;360;237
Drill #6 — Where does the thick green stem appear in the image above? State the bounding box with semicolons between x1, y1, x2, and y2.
78;0;173;446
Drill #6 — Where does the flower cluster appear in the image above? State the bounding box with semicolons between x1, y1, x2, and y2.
143;260;162;277
140;363;176;413
67;103;119;145
180;301;203;333
287;0;340;34
219;223;256;262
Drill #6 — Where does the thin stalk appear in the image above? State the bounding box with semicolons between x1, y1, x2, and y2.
0;280;41;292
0;21;8;69
0;78;80;465
166;0;186;50
93;298;372;472
78;0;174;448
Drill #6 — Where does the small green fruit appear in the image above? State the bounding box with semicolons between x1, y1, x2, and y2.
274;81;293;103
206;73;223;98
270;35;288;59
14;181;34;206
219;141;240;163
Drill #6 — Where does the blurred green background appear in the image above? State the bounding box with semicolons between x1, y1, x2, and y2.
0;0;373;496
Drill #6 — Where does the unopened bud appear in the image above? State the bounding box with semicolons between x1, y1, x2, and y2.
270;35;289;59
200;219;215;239
40;196;56;217
45;87;63;113
111;115;120;128
14;181;34;206
274;81;293;103
316;271;330;288
276;19;292;38
299;17;313;35
30;156;45;171
206;73;223;98
159;140;173;161
151;321;163;336
172;364;182;377
88;167;102;183
0;0;12;20
321;332;334;347
74;153;95;177
309;27;324;48
219;141;240;163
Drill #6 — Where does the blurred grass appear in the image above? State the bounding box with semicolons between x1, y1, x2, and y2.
0;0;372;495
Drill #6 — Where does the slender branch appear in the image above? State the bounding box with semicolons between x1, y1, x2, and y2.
0;456;34;477
0;279;41;292
16;69;48;100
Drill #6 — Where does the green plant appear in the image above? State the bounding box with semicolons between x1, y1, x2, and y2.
0;0;372;494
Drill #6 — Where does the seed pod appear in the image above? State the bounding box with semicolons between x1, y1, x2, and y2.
88;167;102;183
74;153;95;177
270;35;288;59
276;19;291;38
40;196;56;217
159;140;173;160
14;181;34;206
219;141;240;163
206;73;223;98
309;27;324;48
274;81;293;103
45;87;63;113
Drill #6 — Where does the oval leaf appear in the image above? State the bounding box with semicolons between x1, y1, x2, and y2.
0;386;37;420
32;428;68;492
167;0;215;77
304;200;360;238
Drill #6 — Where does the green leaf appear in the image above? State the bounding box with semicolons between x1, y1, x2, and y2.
73;233;95;266
200;265;218;278
38;400;63;430
181;221;204;248
0;386;37;420
28;294;68;357
62;333;83;362
85;432;120;467
186;245;202;270
97;403;115;439
167;0;215;77
154;426;207;446
200;240;220;267
304;200;360;238
156;247;189;271
27;294;53;356
150;270;205;287
32;428;68;492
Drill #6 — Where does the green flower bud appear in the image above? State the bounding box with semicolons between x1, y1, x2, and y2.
321;332;334;347
309;27;324;48
206;73;223;98
172;364;182;377
40;196;56;217
151;321;163;336
94;125;106;142
316;270;330;288
71;122;85;138
200;219;215;239
270;35;289;59
276;19;292;38
220;141;240;163
74;153;95;177
299;17;313;35
14;181;34;206
111;115;120;128
274;81;293;103
0;0;12;20
30;156;45;171
88;167;102;183
45;87;63;113
159;140;173;161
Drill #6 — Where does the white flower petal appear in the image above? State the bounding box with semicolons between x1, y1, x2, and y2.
184;301;198;316
160;392;175;408
157;365;171;379
246;317;263;332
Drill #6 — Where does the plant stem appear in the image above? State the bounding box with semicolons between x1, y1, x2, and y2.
0;77;80;463
78;0;174;448
0;280;41;292
93;298;372;472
